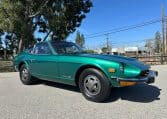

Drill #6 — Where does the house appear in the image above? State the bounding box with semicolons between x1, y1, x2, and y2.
112;46;147;56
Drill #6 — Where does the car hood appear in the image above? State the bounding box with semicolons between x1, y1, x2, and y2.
80;54;150;70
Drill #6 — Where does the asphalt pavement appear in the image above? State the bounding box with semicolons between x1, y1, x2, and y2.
0;65;167;119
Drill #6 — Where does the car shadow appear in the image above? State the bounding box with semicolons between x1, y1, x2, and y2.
42;80;80;92
105;83;161;103
40;81;161;103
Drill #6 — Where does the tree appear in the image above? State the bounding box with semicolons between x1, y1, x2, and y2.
0;31;3;49
154;31;162;54
101;47;108;53
0;32;18;60
145;39;155;55
0;0;36;52
5;33;18;59
75;31;85;48
0;0;92;52
85;49;97;54
0;35;3;58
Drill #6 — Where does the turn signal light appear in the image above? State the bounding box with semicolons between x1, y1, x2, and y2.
108;68;116;73
120;81;136;87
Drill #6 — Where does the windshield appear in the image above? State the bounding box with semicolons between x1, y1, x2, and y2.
51;42;84;54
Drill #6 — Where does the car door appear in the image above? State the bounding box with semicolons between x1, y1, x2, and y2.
51;42;82;85
29;42;59;81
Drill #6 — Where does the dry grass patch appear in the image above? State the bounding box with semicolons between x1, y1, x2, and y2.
0;61;15;72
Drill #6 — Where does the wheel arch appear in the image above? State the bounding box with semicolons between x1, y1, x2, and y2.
75;64;108;86
18;61;28;71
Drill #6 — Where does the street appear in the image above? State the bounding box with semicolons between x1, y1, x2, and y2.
0;65;167;119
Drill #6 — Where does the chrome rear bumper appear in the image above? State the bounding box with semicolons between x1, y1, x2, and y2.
14;65;19;72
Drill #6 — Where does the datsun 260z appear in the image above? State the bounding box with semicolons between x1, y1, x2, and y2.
13;41;158;102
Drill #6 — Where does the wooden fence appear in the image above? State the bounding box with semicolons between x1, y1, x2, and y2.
131;55;167;65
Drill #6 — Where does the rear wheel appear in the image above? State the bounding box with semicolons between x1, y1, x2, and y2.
19;64;38;85
79;68;111;102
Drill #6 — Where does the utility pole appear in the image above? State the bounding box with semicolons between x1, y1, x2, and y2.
106;34;109;52
105;33;112;54
166;16;167;56
162;5;166;56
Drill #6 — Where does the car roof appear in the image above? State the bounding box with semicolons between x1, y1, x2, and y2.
49;40;72;44
34;41;74;47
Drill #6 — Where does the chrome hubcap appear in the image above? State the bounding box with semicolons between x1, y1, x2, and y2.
21;68;29;81
84;75;101;96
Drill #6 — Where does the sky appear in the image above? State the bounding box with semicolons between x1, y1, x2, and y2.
1;0;167;49
66;0;167;49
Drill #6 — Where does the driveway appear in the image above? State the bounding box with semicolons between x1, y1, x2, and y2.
0;65;166;119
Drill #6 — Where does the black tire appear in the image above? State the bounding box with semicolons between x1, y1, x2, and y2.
79;68;111;102
19;64;38;85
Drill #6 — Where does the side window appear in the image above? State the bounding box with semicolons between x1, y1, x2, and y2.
33;43;52;55
54;44;66;54
52;42;81;54
66;46;78;53
28;47;34;54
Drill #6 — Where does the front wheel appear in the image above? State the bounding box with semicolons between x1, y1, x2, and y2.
79;68;111;102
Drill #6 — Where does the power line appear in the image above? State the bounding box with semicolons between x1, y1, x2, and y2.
85;18;161;39
86;19;161;38
87;19;160;36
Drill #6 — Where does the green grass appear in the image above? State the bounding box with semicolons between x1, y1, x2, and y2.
0;61;15;72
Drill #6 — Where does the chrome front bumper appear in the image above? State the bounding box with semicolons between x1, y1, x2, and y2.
139;70;158;84
120;70;158;84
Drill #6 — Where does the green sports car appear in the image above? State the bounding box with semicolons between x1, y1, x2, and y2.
13;41;158;102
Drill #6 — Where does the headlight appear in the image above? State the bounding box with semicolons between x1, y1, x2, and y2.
119;63;124;73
